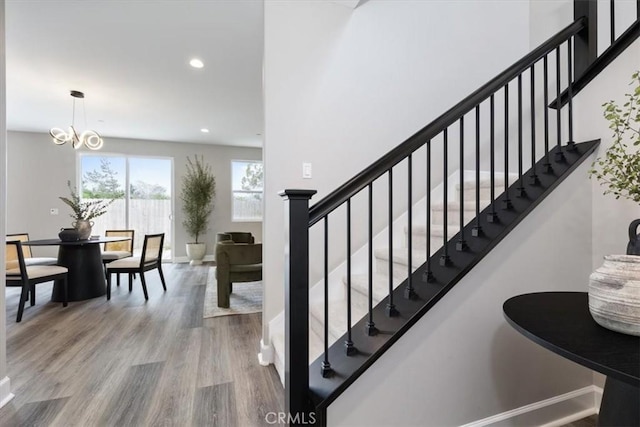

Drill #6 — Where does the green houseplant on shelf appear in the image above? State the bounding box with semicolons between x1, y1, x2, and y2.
59;181;115;240
588;70;640;254
181;155;216;265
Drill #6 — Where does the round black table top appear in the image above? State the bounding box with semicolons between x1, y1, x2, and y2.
503;292;640;386
22;236;131;246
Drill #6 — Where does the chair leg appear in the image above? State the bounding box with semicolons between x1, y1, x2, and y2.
128;274;133;292
140;272;149;300
106;272;112;300
62;277;68;307
17;283;29;322
158;264;167;291
30;284;36;306
117;273;121;287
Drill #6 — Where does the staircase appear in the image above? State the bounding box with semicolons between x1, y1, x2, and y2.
272;171;516;372
276;2;640;425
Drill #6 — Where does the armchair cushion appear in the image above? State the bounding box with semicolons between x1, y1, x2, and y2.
215;233;262;308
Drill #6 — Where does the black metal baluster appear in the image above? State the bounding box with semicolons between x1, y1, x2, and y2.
611;0;616;45
457;117;467;251
440;129;451;266
542;55;552;173
487;94;498;222
405;155;416;299
472;105;482;236
502;84;513;209
423;140;435;282
365;183;377;336
529;64;539;185
566;38;576;151
345;199;356;356
555;46;565;162
516;74;525;197
321;216;333;377
386;169;398;317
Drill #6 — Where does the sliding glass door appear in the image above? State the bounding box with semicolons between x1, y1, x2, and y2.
79;154;173;260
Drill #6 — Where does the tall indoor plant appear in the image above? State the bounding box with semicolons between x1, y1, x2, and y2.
181;155;216;265
589;70;640;251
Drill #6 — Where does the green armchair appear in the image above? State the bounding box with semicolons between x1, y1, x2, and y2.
215;232;262;308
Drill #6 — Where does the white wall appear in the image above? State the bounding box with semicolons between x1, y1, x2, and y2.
6;131;262;259
263;0;531;349
328;159;595;427
0;0;13;409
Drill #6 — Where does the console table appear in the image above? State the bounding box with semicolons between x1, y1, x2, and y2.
24;237;131;301
503;292;639;427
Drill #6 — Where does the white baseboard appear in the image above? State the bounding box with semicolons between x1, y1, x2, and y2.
258;338;274;366
461;385;602;427
0;376;14;409
173;255;216;264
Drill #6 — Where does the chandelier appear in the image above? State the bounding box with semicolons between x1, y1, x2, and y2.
49;90;104;150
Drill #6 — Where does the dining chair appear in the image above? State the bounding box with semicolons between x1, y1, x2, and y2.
6;240;68;322
101;229;135;286
106;233;166;300
6;233;57;266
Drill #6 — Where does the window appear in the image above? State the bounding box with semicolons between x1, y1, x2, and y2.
232;160;263;221
79;154;173;258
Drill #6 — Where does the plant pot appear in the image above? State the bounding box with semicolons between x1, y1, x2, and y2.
589;254;640;336
59;228;81;242
186;242;206;265
73;220;94;240
627;219;640;255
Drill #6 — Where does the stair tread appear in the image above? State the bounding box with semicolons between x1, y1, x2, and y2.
374;247;428;266
349;273;405;302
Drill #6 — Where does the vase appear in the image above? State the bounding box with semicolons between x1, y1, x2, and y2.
186;242;206;265
627;219;640;255
73;220;94;240
58;228;81;242
588;254;640;336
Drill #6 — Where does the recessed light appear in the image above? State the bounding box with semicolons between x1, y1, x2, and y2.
190;58;204;69
200;128;210;133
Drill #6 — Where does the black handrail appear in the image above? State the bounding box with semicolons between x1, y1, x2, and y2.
550;18;640;109
308;18;586;227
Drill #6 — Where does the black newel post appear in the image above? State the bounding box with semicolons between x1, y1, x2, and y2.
574;0;598;79
280;189;317;426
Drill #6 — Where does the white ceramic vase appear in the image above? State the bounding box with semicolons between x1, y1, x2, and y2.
588;254;640;336
186;242;206;265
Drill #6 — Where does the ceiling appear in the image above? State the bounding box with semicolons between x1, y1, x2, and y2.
5;0;264;148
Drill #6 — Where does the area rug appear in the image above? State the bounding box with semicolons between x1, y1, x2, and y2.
203;267;262;318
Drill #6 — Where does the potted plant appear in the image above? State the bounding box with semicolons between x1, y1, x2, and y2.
589;70;640;249
59;181;115;240
587;71;640;336
181;155;216;265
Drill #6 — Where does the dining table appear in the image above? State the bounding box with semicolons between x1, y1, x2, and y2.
23;236;131;301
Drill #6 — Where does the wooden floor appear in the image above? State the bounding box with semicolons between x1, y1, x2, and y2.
0;263;284;426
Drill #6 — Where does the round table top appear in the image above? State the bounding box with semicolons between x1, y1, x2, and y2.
503;291;639;386
22;236;131;246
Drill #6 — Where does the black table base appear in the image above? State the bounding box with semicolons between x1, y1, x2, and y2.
599;376;640;427
52;244;106;301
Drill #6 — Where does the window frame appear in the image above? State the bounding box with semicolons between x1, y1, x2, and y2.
231;159;263;223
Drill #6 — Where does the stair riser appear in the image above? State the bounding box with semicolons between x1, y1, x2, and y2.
456;185;498;202
432;207;482;227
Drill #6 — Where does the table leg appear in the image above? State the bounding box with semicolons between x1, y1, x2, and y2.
52;244;107;301
598;376;640;427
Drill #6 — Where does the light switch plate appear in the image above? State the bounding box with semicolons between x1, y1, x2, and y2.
302;162;312;179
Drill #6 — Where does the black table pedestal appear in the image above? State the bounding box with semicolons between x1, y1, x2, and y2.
52;244;106;301
599;376;640;427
